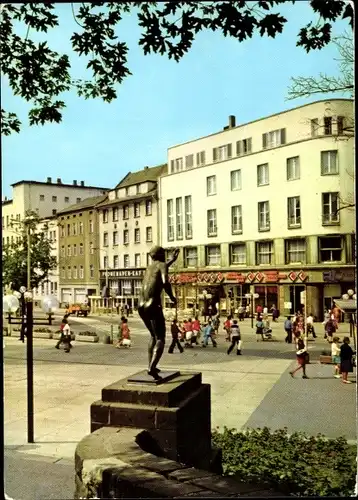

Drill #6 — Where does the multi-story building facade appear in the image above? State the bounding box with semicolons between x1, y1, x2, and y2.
2;177;109;247
57;195;106;304
96;164;167;308
159;99;355;320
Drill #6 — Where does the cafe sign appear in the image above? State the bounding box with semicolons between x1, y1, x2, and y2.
100;269;145;279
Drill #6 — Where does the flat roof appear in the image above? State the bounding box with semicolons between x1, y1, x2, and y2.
11;180;110;190
168;98;353;150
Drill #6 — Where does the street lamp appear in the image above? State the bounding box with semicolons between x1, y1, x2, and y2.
245;292;259;328
3;294;20;337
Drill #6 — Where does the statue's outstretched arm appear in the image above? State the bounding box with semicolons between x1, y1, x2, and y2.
160;262;176;303
166;248;180;268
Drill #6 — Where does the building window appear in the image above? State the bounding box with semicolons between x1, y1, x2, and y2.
213;144;232;162
39;194;45;201
124;254;130;268
311;118;319;136
123;229;129;244
146;253;150;266
207;209;217;237
67;245;71;256
113;207;118;221
145;199;152;216
79;265;84;279
321;150;338;175
258;201;270;231
103;232;108;246
337;116;344;135
76;197;81;203
136;185;141;194
73;266;78;279
103;209;108;223
65;197;69;203
185;154;194;169
170;158;183;173
324;116;332;135
61;267;65;279
287;156;300;181
90;242;94;254
196;151;206;167
113;255;119;268
60;225;65;237
123;205;129;219
319;236;342;262
184;195;192;239
89;220;94;233
256;241;273;265
122;279;132;295
73;244;77;256
322;192;339;225
73;223;77;236
206;245;221;266
285;238;306;264
167;199;174;241
79;221;83;234
103;256;108;269
113;231;118;245
146;226;153;242
288;196;301;228
61;246;65;257
67;224;70;236
184;247;198;267
230;169;241;191
230;243;246;265
125;187;130;196
207;175;217;196
176;197;183;240
52;209;57;215
52;196;57;202
135;228;140;243
67;267;71;279
236;138;252;156
134;202;140;217
231;205;243;234
90;264;94;279
262;128;286;149
257;163;269;186
135;254;141;267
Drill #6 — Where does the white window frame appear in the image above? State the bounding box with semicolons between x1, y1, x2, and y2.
113;255;119;268
256;241;273;265
171;158;183;173
167;199;174;241
122;279;132;295
89;220;94;233
124;254;130;268
230;243;246;265
286;238;306;264
67;267;71;279
123;229;129;244
103;210;108;223
67;245;71;257
207;175;217;196
184;247;198;267
135;254;141;268
287;196;301;228
185;154;194;169
90;264;94;279
73;223;77;236
79;221;84;234
113;207;119;221
213;144;232;162
145;199;152;216
230;169;241;191
324;116;332;135
146;226;153;242
287;156;300;181
113;231;118;245
236;138;252;156
196;151;206;167
79;243;84;255
322;192;339;225
73;244;77;256
90;242;94;254
103;232;109;247
231;205;243;234
258;201;270;231
321;150;338;175
207;209;217;237
79;266;84;279
184;195;192;239
73;266;78;279
206;245;221;266
257;163;269;186
134;228;140;243
134;202;140;217
123;205;129;220
176;198;183;240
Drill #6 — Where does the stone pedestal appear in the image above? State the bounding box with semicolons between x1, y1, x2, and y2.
90;371;212;471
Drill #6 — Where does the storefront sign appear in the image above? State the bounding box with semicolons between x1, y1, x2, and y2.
100;269;145;279
225;272;246;283
323;269;356;283
169;272;224;285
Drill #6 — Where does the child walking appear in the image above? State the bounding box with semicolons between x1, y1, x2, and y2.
331;336;341;378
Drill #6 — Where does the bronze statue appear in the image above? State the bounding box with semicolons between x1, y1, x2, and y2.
138;246;180;380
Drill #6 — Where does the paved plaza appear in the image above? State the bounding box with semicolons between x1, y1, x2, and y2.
4;313;357;499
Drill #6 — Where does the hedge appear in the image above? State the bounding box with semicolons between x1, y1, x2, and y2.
211;427;356;497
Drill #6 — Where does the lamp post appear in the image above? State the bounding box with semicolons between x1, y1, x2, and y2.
245;292;260;329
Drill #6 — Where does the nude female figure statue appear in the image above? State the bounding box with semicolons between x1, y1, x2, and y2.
138;246;180;380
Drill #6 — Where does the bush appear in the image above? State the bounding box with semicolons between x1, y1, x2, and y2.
33;327;52;333
78;331;97;336
211;427;356;497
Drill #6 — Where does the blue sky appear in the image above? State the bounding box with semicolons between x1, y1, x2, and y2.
2;2;350;198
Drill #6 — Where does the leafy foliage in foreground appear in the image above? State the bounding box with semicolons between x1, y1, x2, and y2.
0;1;353;134
212;426;356;496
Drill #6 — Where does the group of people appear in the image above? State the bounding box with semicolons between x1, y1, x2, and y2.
168;316;219;352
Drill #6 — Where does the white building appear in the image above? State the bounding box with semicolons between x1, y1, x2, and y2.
97;164;167;309
159;99;355;319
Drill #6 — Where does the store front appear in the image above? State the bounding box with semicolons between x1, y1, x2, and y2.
100;268;145;310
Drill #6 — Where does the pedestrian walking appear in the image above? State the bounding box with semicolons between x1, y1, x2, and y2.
184;318;194;347
55;318;72;352
192;317;201;345
168;319;184;354
227;320;242;355
289;338;309;379
202;320;217;347
245;304;250;318
331;336;341;378
325;318;336;343
256;317;264;341
116;317;131;347
213;315;220;336
238;304;245;321
224;315;232;342
340;337;355;384
284;316;293;344
256;304;263;315
306;313;317;339
271;304;279;322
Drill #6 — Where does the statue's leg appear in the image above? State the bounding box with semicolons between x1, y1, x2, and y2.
148;309;166;378
138;307;156;367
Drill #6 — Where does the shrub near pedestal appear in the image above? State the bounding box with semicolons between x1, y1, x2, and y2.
75;331;99;343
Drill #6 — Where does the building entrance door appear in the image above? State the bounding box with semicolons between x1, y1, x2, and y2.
289;285;305;314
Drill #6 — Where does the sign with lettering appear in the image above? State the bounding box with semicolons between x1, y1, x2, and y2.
169;272;224;285
100;269;145;279
323;269;355;283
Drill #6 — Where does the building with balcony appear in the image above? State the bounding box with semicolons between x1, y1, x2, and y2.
57;195;106;305
158;99;355;319
96;164;167;309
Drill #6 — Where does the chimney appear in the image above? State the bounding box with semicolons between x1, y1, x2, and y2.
47;177;52;183
73;180;77;186
57;178;62;184
144;166;149;170
80;181;84;186
5;196;7;201
229;115;236;128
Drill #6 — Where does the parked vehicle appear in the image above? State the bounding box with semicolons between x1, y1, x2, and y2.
66;303;90;317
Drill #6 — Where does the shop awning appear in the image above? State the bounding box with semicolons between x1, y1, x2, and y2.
333;299;357;312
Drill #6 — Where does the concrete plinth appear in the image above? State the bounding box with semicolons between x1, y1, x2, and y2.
91;371;212;471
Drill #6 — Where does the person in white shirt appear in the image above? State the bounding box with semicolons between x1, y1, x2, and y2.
331;336;341;378
306;313;316;338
